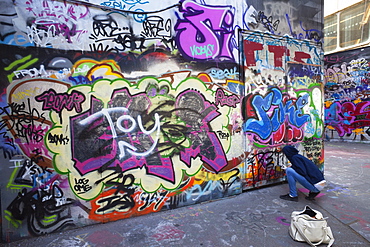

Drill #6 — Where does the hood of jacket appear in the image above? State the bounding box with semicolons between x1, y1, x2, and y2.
282;145;299;160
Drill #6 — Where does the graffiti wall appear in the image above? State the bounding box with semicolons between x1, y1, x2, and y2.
324;47;370;142
0;0;324;242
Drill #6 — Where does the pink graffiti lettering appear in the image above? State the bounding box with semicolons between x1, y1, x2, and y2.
36;89;85;114
215;88;240;108
26;0;89;22
35;21;87;43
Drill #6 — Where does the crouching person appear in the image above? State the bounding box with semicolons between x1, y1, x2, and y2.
279;145;326;202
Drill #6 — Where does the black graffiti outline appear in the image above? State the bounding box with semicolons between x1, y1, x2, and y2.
7;183;75;236
0;98;46;144
247;150;285;185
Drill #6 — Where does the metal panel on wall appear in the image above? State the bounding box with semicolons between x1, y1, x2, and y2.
240;31;324;190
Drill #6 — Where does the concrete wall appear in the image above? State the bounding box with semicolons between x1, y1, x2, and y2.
324;47;370;142
0;0;324;242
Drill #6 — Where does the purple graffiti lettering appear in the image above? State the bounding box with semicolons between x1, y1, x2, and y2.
71;89;176;183
71;87;228;181
36;22;84;43
36;89;85;114
175;1;234;61
180;133;226;173
325;101;370;137
71;105;174;180
176;90;227;173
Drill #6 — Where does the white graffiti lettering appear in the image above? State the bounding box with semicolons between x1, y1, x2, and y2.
79;108;161;159
209;67;238;80
14;64;71;79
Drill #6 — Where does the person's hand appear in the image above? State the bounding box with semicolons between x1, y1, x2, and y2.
281;162;291;169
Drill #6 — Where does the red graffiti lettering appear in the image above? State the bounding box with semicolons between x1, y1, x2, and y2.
268;45;290;67
243;40;264;66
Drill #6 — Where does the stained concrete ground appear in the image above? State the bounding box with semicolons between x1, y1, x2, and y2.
3;141;370;247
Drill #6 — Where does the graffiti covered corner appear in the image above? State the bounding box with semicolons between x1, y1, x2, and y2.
0;0;324;243
325;49;370;142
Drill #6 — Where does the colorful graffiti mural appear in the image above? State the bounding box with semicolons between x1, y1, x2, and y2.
324;48;370;142
0;0;324;243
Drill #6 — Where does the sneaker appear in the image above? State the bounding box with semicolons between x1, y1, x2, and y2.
305;191;320;201
279;194;298;202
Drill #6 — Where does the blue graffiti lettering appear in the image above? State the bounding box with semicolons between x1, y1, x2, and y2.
243;88;310;140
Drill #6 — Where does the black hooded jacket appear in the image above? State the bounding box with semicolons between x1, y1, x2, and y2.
282;145;324;185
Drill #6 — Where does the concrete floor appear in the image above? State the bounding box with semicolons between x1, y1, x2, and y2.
4;141;370;247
